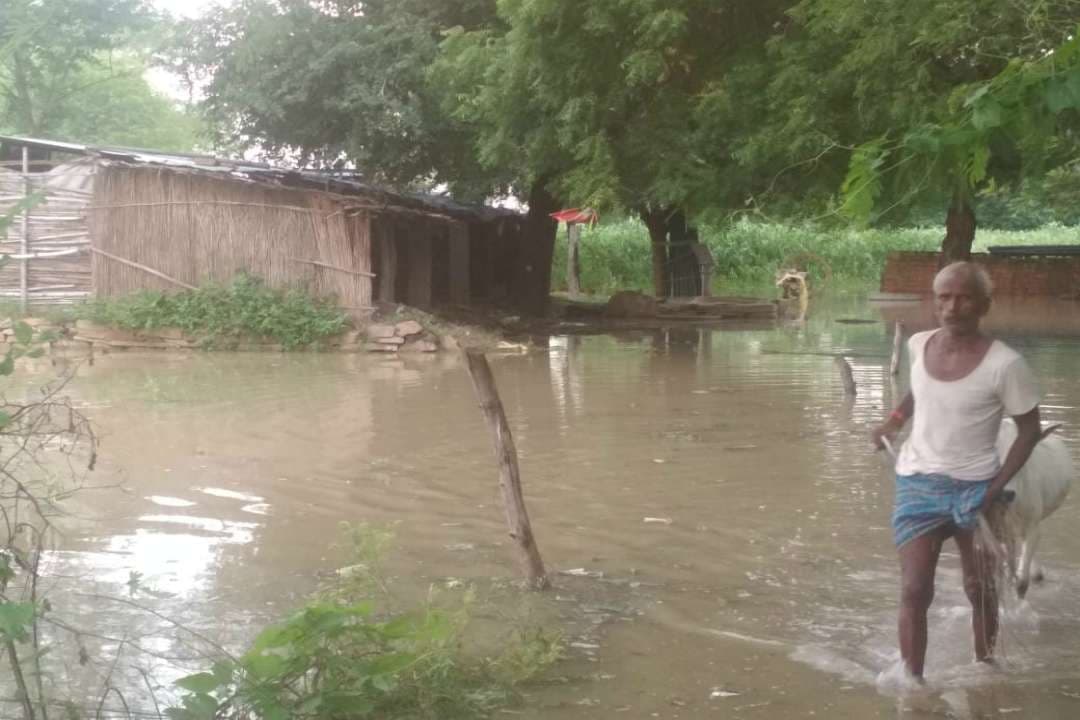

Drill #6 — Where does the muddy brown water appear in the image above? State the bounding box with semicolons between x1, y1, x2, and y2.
15;296;1080;719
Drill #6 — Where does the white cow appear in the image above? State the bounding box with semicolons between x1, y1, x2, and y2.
990;420;1073;598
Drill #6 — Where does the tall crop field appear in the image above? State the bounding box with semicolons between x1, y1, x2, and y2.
551;219;1080;295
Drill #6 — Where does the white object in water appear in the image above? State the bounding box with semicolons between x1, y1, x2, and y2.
993;419;1073;597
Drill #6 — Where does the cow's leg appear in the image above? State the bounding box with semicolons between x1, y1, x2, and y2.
957;527;998;663
1016;526;1041;599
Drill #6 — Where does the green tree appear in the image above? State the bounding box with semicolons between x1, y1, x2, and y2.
39;54;203;150
753;0;1080;259
0;0;200;150
171;0;494;193
437;0;791;296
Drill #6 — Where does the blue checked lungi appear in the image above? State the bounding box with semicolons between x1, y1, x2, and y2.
892;473;992;548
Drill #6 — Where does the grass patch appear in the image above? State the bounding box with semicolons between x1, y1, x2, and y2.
551;218;1080;296
78;274;350;350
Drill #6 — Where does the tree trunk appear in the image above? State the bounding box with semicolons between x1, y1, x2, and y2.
667;211;698;297
522;180;559;315
566;223;582;298
942;192;976;265
464;351;550;590
11;51;38;134
640;207;669;299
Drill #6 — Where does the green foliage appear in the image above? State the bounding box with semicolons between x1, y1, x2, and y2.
781;2;1080;230
436;1;789;214
0;601;35;643
0;0;202;148
170;1;495;195
78;274;350;350
552;218;1080;294
44;53;204;151
840;138;888;225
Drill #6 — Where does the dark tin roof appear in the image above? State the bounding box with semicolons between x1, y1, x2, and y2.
0;134;519;222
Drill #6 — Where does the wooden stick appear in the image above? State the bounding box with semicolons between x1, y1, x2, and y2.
20;146;29;313
6;249;80;260
835;356;857;396
85;200;326;214
464;350;550;590
89;247;197;290
890;321;904;376
566;223;581;299
288;257;377;278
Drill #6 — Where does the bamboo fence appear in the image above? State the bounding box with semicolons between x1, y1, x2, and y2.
0;158;95;307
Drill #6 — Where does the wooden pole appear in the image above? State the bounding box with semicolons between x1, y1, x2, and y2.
20;146;29;313
835;356;856;397
566;222;582;299
464;350;550;590
289;257;377;278
890;321;904;376
89;246;197;290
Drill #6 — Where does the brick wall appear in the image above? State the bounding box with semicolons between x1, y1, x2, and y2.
880;251;1080;297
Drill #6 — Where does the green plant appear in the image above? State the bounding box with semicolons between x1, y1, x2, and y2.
168;525;563;720
0;318;96;720
551;217;1080;296
79;274;350;350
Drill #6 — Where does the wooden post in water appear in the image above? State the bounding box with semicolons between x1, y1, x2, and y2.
566;222;582;299
890;321;904;376
835;356;856;397
464;350;550;590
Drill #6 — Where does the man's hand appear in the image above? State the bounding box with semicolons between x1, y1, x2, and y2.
978;488;1001;517
871;417;902;450
874;394;914;451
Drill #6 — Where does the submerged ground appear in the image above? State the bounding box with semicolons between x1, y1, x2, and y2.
25;293;1080;719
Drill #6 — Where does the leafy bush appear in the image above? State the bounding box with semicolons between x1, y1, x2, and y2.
79;274;350;350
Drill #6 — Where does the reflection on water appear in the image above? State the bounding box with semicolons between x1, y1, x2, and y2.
14;295;1080;718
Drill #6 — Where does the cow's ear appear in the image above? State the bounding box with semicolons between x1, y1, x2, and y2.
797;271;808;280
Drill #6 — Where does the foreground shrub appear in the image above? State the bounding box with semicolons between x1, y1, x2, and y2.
167;523;562;720
79;274;350;349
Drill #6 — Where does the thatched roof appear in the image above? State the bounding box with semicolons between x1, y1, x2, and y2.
0;135;520;224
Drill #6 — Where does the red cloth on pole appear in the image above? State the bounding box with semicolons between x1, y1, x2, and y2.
549;208;598;225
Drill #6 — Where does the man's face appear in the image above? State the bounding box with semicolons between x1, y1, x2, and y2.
933;271;989;334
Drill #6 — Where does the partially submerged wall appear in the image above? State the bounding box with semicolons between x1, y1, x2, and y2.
881;250;1080;297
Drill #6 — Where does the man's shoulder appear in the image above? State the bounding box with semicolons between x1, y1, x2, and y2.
988;337;1026;366
907;329;937;351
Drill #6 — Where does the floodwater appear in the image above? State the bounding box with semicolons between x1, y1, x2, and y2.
15;295;1080;719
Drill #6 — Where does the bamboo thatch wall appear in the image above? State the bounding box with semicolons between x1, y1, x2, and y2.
88;165;373;312
1;153;529;314
0;159;94;306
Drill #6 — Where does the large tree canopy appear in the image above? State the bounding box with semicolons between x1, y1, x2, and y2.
437;0;792;294
169;0;1080;292
749;0;1080;256
0;0;200;150
171;0;497;194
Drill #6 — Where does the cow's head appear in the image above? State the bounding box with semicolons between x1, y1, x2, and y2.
775;269;808;299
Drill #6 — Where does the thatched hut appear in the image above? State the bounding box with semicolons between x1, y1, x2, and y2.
0;136;552;317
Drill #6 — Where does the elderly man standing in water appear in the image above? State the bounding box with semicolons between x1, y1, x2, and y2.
872;261;1043;681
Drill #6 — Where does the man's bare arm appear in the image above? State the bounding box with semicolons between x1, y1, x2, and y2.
981;406;1041;512
872;391;914;449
